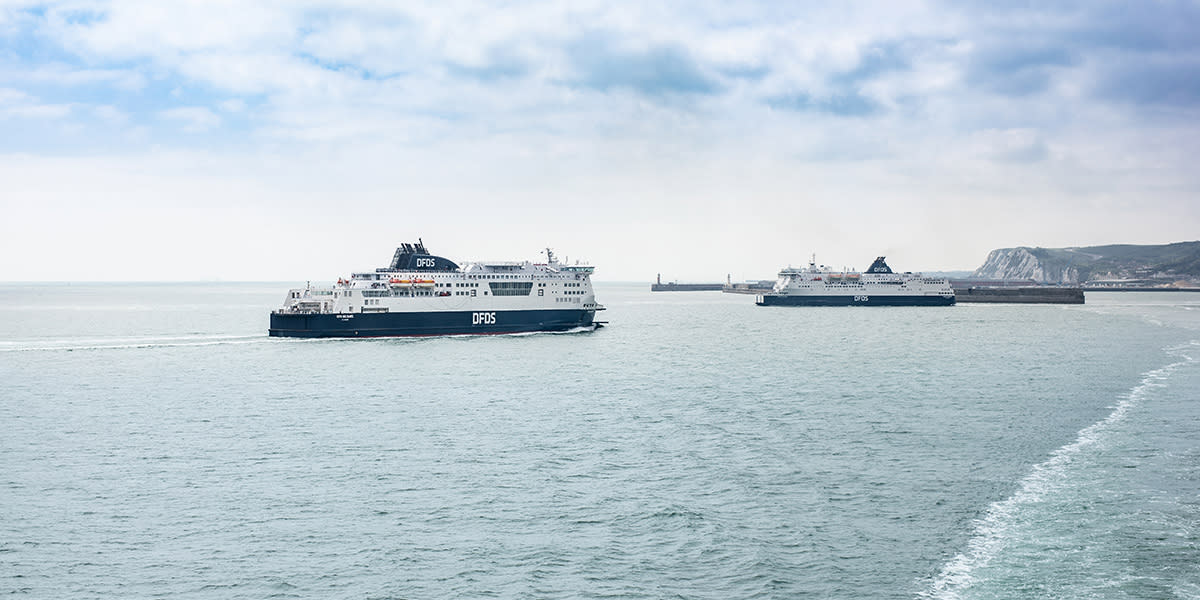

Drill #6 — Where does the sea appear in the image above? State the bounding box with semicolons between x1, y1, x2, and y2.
2;282;1198;599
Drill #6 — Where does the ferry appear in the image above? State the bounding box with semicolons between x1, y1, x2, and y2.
269;240;604;337
756;256;955;307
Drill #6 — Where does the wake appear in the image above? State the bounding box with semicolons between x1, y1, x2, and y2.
921;340;1199;599
0;324;605;351
0;334;271;353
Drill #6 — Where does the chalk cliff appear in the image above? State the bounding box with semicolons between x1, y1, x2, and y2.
971;242;1200;284
972;248;1080;284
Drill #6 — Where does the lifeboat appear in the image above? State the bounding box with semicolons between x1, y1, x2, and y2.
413;279;436;287
389;278;411;286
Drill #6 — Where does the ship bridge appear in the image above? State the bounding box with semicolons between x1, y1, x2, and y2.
377;239;459;273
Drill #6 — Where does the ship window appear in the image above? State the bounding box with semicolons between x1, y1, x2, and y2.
488;281;533;296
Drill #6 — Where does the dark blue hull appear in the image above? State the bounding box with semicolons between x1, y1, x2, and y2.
756;294;955;307
269;308;597;338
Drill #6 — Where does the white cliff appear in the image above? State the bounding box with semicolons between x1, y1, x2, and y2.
972;248;1080;284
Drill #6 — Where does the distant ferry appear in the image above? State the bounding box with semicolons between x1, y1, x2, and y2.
757;256;955;306
269;240;604;337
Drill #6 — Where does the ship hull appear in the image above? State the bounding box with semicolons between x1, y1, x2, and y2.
756;294;955;307
269;308;597;338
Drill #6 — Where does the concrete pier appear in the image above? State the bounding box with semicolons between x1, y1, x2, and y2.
650;282;723;291
954;286;1085;304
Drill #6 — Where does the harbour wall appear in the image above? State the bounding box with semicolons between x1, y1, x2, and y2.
1082;287;1200;292
654;278;1091;304
723;282;775;295
650;283;724;292
953;287;1084;304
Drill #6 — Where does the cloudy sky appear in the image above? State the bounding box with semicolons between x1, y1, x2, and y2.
2;1;1198;282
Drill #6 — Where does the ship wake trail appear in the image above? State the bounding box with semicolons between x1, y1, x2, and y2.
0;334;269;353
515;324;601;336
920;340;1200;599
431;324;601;340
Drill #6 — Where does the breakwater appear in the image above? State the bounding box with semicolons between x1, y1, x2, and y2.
1082;287;1200;292
650;282;723;292
954;286;1084;304
723;281;776;295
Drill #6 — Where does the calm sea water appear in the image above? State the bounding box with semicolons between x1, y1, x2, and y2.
2;283;1198;599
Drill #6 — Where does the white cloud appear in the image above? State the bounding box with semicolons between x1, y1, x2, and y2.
0;87;31;104
45;0;293;58
159;106;220;132
4;102;73;118
91;104;126;123
1;2;1198;280
970;128;1050;163
0;88;74;119
17;63;146;90
218;98;245;113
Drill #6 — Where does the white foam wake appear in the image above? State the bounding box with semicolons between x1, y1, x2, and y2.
440;324;601;339
0;334;269;353
921;340;1199;599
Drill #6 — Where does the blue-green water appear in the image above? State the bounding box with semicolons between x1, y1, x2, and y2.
2;283;1198;599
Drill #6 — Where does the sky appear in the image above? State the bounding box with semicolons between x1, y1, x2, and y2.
2;1;1198;282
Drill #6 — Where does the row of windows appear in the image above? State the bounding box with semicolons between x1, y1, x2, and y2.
347;277;585;294
357;271;587;281
347;286;591;302
490;281;533;296
359;289;437;297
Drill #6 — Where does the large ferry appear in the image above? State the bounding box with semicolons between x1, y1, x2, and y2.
756;256;955;307
269;241;604;337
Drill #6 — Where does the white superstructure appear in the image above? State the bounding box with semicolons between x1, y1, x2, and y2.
270;242;604;337
757;256;955;306
282;251;600;316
